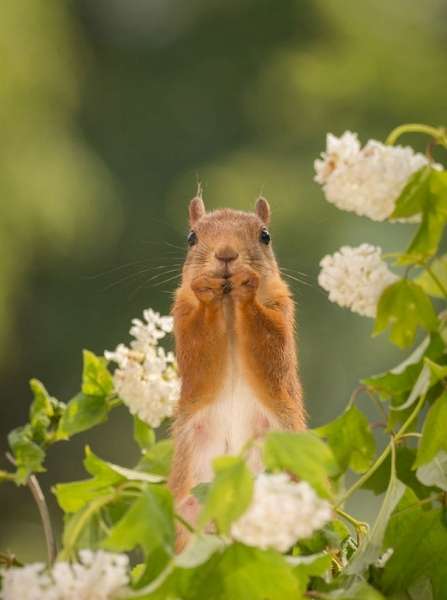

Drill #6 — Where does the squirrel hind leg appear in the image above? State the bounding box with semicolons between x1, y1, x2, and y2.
174;494;201;553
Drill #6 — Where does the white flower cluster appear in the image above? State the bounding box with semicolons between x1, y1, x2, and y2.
314;131;429;221
231;473;332;552
105;308;180;428
0;551;129;600
318;244;398;318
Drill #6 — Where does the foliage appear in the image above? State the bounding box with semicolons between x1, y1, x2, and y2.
1;123;447;599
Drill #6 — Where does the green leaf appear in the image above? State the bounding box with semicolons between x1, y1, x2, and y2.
138;543;307;600
58;393;109;437
381;488;447;599
137;439;173;477
415;391;447;467
216;544;304;600
54;447;164;512
374;280;438;348
424;357;447;383
84;446;163;483
263;431;339;498
134;416;156;450
288;552;331;595
317;405;375;473
407;577;434;600
391;166;431;219
61;493;115;556
415;255;447;298
397;169;447;264
54;478;118;513
8;426;45;483
416;451;447;491
29;379;54;429
363;447;433;499
363;362;421;399
404;210;446;264
54;447;123;512
297;520;350;555
198;456;253;534
175;534;225;569
363;332;444;400
102;486;174;555
82;350;114;397
346;471;405;575
325;581;385;599
83;446;121;479
191;482;211;504
390;361;431;412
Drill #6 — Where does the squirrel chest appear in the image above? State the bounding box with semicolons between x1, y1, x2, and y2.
187;305;279;483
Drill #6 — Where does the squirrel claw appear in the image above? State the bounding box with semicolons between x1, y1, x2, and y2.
230;267;259;302
191;274;226;304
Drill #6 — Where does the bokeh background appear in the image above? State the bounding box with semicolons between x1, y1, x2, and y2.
1;0;446;561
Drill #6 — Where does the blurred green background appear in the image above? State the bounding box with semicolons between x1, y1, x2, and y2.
1;0;446;561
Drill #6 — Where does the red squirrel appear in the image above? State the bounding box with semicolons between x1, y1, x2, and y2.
168;195;306;548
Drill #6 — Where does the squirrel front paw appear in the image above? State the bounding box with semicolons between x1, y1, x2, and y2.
191;274;227;304
230;267;259;303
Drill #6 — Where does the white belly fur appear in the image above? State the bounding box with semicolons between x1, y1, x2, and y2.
189;343;279;484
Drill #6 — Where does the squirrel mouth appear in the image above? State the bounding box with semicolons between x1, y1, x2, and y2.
222;280;232;294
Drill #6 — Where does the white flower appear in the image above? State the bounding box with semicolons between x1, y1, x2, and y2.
0;563;51;600
374;547;394;568
318;244;398;318
1;551;129;600
105;309;180;428
231;473;332;553
314;131;430;221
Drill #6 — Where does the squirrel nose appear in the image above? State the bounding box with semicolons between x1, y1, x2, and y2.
215;247;239;264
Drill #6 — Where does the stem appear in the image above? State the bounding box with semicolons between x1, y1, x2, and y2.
398;432;422;440
335;444;390;509
347;385;364;409
58;493;115;561
28;474;57;565
175;512;195;533
335;508;368;531
386;124;447;146
336;508;368;545
369;391;388;422
0;470;16;482
425;265;447;300
6;452;56;566
335;391;426;508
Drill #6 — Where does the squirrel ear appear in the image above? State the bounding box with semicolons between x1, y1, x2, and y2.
255;197;270;225
189;196;206;226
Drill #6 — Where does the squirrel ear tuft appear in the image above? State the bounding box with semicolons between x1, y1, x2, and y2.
255;197;270;225
189;196;206;226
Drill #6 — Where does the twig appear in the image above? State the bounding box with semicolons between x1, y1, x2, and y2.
6;452;56;565
0;551;22;568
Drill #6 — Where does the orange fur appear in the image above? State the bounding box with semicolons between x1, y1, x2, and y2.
168;199;306;550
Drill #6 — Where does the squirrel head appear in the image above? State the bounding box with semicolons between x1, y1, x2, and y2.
181;193;280;282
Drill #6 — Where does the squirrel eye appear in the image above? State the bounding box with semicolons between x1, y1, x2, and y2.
260;228;271;245
187;230;198;246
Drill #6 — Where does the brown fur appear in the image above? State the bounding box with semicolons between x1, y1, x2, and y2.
168;197;306;549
